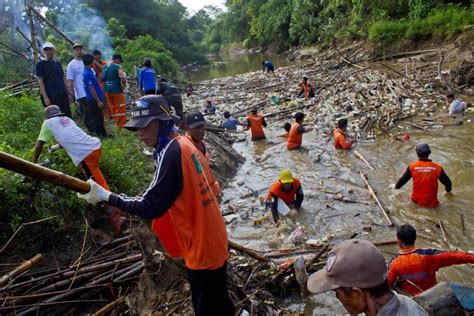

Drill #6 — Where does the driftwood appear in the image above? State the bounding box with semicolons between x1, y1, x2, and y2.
229;240;267;262
438;219;449;244
94;296;125;316
357;168;393;226
0;254;43;287
353;150;375;170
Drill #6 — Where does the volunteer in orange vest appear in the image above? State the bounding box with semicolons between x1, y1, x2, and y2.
266;169;304;226
287;112;314;150
298;76;315;99
395;143;452;207
388;224;474;296
246;108;267;141
77;95;235;316
33;105;125;234
334;118;356;150
184;111;221;198
279;122;292;139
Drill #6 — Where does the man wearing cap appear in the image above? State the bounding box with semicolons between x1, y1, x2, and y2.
334;118;356;150
266;169;304;226
139;58;157;96
32;105;124;234
67;43;87;122
185;111;221;198
395;143;452;207
287;112;314;150
246;108;267;141
388;224;474;296
35;42;72;118
156;79;183;118
307;239;428;315
77;95;235;316
101;54;127;128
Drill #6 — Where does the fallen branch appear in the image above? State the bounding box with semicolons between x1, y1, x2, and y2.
438;220;448;244
94;296;125;316
228;240;267;262
353;150;375;170
0;254;43;287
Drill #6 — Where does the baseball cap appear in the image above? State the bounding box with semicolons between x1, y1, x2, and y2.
124;95;176;131
307;239;388;294
42;42;55;50
279;169;294;184
415;143;431;156
44;105;64;118
112;54;123;63
185;111;206;129
72;43;83;49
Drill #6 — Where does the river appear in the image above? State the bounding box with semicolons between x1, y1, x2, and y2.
193;53;473;314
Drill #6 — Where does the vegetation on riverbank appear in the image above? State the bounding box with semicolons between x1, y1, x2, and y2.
203;1;473;52
0;93;152;237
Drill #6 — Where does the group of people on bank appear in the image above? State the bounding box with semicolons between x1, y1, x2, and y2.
30;50;472;316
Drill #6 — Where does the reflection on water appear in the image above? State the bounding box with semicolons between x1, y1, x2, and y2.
185;53;293;82
220;114;474;314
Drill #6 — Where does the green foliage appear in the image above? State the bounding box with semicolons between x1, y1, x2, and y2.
369;5;474;43
107;17;128;48
251;0;291;46
0;93;153;236
116;35;179;77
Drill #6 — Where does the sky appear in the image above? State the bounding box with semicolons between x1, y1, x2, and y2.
179;0;225;13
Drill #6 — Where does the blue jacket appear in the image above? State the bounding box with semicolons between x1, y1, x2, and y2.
139;67;157;92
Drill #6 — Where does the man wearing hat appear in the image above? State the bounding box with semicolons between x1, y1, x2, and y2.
77;95;235;316
395;143;452;207
35;42;72;118
184;111;221;198
266;169;304;226
101;54;127;128
32;105;124;234
307;239;428;315
66;43;87;122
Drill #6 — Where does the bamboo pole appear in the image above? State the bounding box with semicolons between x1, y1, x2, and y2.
26;7;39;63
357;168;394;226
0;151;90;194
228;240;267;262
94;296;125;316
16;27;42;59
353;150;375;170
26;5;75;46
438;220;448;244
0;254;43;287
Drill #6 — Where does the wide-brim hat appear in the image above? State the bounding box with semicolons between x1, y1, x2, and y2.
124;95;178;131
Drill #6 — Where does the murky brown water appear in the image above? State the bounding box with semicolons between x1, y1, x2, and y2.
220;111;474;314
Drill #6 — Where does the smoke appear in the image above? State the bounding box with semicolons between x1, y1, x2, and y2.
56;2;113;59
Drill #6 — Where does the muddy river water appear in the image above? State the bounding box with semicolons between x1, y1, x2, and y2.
221;117;473;314
192;52;473;314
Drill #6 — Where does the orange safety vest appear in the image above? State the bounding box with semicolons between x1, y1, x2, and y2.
333;128;352;150
185;134;221;198
303;82;309;97
247;114;265;140
409;161;442;207
267;178;301;204
287;123;303;150
151;136;228;270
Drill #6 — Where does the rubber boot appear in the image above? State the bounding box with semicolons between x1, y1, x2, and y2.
107;207;126;235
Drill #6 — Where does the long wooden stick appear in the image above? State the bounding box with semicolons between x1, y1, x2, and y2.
0;151;90;193
357;168;393;226
27;5;75;45
0;254;43;287
94;296;125;316
460;214;466;237
438;220;448;244
354;150;375;170
228;240;267;262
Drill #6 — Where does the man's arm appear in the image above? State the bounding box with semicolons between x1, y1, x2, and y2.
88;86;104;109
262;117;267;127
439;168;452;192
395;167;412;189
246;118;251;128
268;192;279;223
139;70;144;91
297;125;314;134
428;251;474;271
387;257;399;288
33;140;46;163
335;134;353;150
108;141;183;219
295;185;304;209
37;78;50;106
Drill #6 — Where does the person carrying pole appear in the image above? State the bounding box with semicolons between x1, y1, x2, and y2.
32;105;124;234
76;96;235;316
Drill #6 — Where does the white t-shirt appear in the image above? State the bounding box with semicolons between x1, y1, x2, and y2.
67;59;86;99
38;116;101;166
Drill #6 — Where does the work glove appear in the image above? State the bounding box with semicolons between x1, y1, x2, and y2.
48;144;61;153
77;179;111;204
